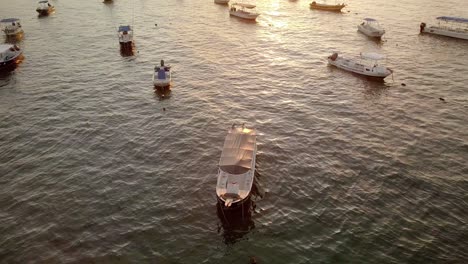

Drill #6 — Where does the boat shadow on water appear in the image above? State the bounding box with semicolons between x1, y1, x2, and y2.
216;198;256;245
154;87;172;100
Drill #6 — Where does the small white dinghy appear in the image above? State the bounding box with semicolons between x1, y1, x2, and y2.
152;60;172;88
358;18;385;38
328;52;393;79
216;124;257;209
420;16;468;40
1;18;24;37
229;3;260;20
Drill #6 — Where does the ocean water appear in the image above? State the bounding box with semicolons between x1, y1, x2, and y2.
1;0;467;263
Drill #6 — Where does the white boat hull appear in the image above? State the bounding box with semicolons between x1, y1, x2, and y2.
422;26;468;40
328;56;392;79
358;24;385;38
229;10;259;20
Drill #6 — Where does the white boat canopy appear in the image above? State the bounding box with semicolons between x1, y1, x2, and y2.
436;16;468;23
219;127;256;175
361;52;385;60
232;3;256;8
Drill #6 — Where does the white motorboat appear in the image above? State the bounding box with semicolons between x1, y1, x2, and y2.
36;0;55;16
0;44;23;72
420;16;468;40
216;124;257;209
328;52;393;79
229;3;259;20
215;0;230;5
310;1;346;12
1;18;24;37
152;60;172;88
358;18;385;38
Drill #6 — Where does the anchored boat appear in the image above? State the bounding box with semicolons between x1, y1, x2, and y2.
229;3;259;20
309;1;346;12
118;25;134;52
153;60;172;89
1;18;24;37
0;44;23;72
328;52;392;79
36;0;54;16
420;16;468;40
358;18;385;38
216;124;257;210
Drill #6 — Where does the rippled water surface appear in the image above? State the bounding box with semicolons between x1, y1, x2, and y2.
1;0;468;263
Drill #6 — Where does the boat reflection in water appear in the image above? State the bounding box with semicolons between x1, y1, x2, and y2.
217;197;256;245
154;86;171;100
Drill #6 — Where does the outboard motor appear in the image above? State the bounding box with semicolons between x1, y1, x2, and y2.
420;22;426;33
160;59;164;67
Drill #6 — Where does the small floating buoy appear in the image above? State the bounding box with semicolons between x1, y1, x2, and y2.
401;83;406;86
155;23;158;26
439;97;445;102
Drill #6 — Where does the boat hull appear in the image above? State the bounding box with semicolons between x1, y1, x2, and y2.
422;26;468;40
328;57;391;79
229;11;259;20
310;3;345;12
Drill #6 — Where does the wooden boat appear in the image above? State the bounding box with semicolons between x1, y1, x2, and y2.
310;1;346;12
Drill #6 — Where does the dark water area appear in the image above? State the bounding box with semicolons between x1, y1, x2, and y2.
1;0;468;263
